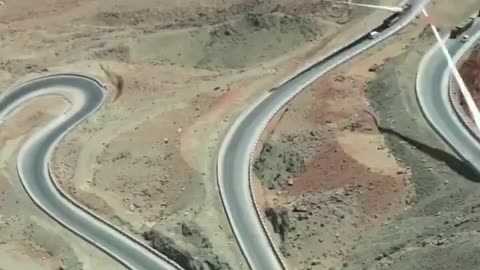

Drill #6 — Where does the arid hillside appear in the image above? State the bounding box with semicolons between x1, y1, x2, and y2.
0;0;391;269
459;45;480;107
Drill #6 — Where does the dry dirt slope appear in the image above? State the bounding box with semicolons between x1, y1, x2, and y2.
252;26;420;270
0;0;377;269
345;21;480;270
250;1;480;269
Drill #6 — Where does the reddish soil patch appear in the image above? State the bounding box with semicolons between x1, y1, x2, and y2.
289;138;390;192
287;73;411;213
458;46;480;111
254;63;413;269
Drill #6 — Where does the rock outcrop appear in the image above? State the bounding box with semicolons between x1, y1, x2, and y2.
143;222;232;270
254;143;306;189
265;207;290;242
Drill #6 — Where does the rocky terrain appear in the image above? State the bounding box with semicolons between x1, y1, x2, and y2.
345;27;480;270
253;35;419;270
253;1;480;270
457;44;480;112
46;1;393;269
143;223;233;270
132;13;324;70
2;0;476;269
0;0;383;269
0;97;123;270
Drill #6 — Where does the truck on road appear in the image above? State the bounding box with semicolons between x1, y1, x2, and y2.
450;17;474;39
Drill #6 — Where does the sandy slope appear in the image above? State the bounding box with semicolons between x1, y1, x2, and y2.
0;0;372;268
1;0;456;268
251;1;480;269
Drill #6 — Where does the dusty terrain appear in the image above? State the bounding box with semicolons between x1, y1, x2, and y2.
2;0;477;269
456;44;480;116
253;1;480;270
0;97;125;270
345;27;480;270
0;0;392;269
253;19;423;270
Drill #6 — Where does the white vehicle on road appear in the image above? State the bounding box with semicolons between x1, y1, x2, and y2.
368;31;380;39
461;34;470;43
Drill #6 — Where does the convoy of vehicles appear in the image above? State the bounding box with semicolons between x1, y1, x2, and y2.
366;4;408;40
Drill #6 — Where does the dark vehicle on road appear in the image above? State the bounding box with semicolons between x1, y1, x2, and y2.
450;17;474;39
383;13;401;27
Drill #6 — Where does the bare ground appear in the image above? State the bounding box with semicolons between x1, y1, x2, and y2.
345;25;480;270
456;44;480;114
3;0;469;269
0;97;124;270
0;0;389;268
252;1;480;270
253;20;426;270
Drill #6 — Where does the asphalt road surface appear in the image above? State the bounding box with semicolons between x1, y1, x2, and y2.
0;74;181;270
416;21;480;178
0;1;437;270
218;1;430;269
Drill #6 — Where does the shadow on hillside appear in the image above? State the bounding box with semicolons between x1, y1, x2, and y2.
378;126;479;183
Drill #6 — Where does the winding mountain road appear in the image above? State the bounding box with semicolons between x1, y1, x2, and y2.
0;74;182;270
0;1;435;270
416;20;480;178
218;1;429;269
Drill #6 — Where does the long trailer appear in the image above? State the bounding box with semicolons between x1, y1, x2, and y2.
450;17;475;39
